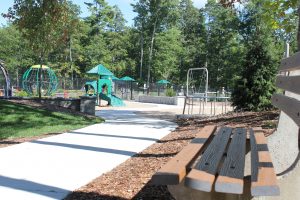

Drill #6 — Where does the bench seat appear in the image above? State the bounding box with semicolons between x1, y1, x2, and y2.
152;125;279;197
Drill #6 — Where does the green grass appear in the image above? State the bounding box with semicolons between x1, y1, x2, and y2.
0;100;104;139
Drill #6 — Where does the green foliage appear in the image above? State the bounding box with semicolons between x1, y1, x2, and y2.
262;0;298;34
14;90;29;97
205;0;243;89
7;0;73;58
0;25;34;74
178;0;207;82
231;2;279;111
153;28;182;82
165;88;176;97
231;42;277;111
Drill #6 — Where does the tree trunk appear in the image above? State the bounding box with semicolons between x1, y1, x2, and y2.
139;31;144;79
297;6;300;51
147;17;158;90
69;37;73;89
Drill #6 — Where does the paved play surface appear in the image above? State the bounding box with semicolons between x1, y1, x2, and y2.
0;109;177;200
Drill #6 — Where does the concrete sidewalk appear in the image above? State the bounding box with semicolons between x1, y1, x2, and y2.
0;109;177;200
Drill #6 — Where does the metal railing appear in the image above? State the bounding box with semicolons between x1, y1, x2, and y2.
183;96;232;116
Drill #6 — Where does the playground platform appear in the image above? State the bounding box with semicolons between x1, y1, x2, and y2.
0;105;177;200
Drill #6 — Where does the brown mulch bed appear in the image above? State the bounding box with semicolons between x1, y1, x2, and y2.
65;110;279;200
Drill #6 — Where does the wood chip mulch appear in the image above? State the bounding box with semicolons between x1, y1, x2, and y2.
65;110;279;200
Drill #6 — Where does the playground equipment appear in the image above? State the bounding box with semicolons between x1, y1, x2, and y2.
22;65;58;96
85;64;125;107
186;68;208;98
183;67;231;116
0;60;11;97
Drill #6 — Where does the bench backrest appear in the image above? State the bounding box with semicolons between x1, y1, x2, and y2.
272;51;300;127
270;51;300;174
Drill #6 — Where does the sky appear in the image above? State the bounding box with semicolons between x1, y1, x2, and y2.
0;0;207;27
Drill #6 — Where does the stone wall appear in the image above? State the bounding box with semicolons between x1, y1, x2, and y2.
2;97;81;112
137;95;185;105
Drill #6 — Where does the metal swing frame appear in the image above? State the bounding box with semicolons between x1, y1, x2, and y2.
0;60;11;97
186;68;208;98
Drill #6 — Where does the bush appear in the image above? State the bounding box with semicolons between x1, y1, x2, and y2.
15;90;29;97
231;41;277;111
165;88;176;97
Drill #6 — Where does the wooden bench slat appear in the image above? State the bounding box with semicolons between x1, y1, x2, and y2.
272;94;300;126
276;75;300;95
250;129;280;196
185;127;232;192
280;51;300;71
215;128;247;194
151;125;216;185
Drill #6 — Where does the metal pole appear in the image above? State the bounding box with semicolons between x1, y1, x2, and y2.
205;63;208;103
183;96;187;115
285;42;290;58
130;81;133;100
191;97;194;115
211;99;213;115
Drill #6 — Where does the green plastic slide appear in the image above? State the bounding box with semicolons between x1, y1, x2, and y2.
99;93;125;107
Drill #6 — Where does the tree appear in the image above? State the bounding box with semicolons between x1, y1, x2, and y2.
231;1;280;111
132;0;148;79
263;0;299;49
205;0;242;90
153;28;182;82
0;25;34;83
133;0;180;87
178;0;206;82
85;0;115;35
5;0;74;97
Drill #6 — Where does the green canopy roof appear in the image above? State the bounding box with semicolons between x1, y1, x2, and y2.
157;79;170;84
120;76;135;81
102;75;119;80
86;64;113;76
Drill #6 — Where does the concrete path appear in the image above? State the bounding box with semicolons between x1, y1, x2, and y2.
0;109;177;200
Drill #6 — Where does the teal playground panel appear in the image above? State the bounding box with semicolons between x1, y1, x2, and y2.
84;64;125;107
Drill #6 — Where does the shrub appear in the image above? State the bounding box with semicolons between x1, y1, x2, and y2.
165;88;176;97
15;90;29;97
231;41;277;111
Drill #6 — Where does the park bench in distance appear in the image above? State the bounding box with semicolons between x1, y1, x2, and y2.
151;52;300;198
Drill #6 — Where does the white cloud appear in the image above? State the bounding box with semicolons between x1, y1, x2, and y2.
192;0;207;8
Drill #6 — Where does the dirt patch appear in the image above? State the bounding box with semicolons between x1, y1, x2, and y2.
65;111;279;200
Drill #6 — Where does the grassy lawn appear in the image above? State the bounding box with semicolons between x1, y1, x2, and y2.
0;100;103;139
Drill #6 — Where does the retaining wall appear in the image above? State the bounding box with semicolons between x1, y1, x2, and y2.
137;95;185;106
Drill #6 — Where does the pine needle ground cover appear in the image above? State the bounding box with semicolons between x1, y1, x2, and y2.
0;100;103;139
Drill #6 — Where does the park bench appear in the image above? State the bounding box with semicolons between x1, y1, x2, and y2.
151;52;300;199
